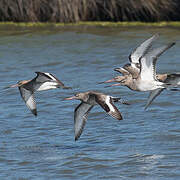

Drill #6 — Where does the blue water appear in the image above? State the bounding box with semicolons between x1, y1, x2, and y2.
0;26;180;179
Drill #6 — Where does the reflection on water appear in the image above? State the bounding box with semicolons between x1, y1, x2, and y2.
0;26;180;179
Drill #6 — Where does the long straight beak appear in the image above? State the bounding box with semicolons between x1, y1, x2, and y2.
98;78;116;84
105;83;122;88
8;84;19;88
64;96;77;100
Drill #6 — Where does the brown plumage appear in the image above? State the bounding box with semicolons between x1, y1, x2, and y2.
9;72;71;116
65;91;129;141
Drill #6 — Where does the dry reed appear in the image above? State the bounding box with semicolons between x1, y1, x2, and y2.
0;0;179;22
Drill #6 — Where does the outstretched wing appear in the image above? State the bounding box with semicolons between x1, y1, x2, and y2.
140;43;175;82
74;102;93;141
95;95;122;120
19;86;37;116
35;72;64;85
145;89;164;110
34;72;71;90
129;34;159;68
145;73;180;109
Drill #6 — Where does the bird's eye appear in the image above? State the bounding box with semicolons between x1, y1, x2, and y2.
136;63;140;68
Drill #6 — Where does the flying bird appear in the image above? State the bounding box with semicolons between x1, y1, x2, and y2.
9;72;71;116
145;73;180;109
64;91;129;141
99;34;177;109
101;43;175;91
119;34;159;77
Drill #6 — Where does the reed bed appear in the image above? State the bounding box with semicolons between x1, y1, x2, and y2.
0;0;179;22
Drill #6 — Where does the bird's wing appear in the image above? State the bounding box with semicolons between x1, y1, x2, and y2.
145;73;180;109
145;89;164;110
140;43;175;82
112;97;130;105
95;95;122;120
19;86;37;116
34;72;71;90
34;72;53;82
35;72;65;86
129;34;159;67
74;102;93;141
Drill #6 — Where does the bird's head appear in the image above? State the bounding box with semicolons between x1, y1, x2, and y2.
9;80;30;88
64;92;86;101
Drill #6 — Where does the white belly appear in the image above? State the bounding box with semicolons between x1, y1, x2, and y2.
138;80;164;91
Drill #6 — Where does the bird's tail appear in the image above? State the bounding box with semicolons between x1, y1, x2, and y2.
62;86;72;89
162;83;180;89
112;97;130;105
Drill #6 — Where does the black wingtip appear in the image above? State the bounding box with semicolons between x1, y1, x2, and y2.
112;97;121;102
170;88;180;92
115;114;123;121
144;106;148;111
113;97;130;105
122;101;131;105
32;109;37;116
75;132;81;141
167;42;176;49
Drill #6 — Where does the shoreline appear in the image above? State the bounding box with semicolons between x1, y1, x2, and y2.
0;21;180;28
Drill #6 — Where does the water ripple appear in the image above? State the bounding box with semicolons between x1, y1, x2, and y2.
0;27;180;179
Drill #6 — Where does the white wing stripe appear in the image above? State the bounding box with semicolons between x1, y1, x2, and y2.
105;96;115;112
44;72;57;81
